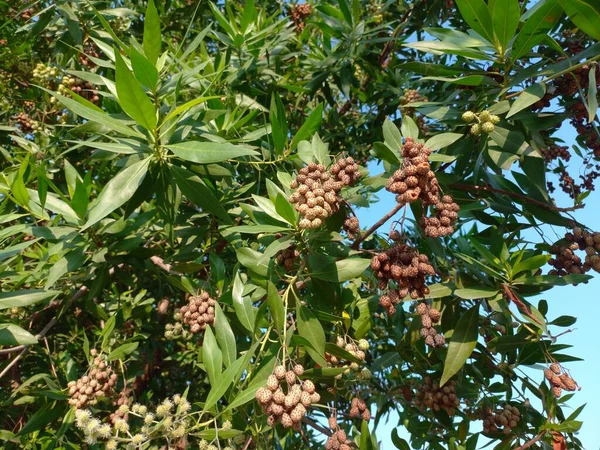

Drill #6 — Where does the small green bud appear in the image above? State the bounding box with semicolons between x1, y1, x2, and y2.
490;114;500;124
481;122;495;133
470;124;481;135
461;111;476;122
479;110;491;122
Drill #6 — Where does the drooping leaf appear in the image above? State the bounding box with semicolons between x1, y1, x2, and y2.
231;272;256;333
440;304;480;385
507;83;546;118
296;303;327;366
267;282;285;333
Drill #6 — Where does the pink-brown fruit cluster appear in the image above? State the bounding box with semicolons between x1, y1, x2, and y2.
372;243;435;315
349;395;371;421
325;428;352;450
544;363;578;398
255;364;319;430
414;377;459;416
386;138;439;205
482;405;520;435
549;228;600;276
568;227;600;273
420;195;460;238
289;3;312;32
416;302;445;347
276;246;300;272
326;336;367;372
343;216;360;240
14;112;34;133
330;156;361;186
68;350;117;408
179;291;216;334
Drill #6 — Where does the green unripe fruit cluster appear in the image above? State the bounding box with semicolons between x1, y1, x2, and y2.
463;110;500;135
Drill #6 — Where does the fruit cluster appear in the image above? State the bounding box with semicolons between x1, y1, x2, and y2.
326;336;368;374
420;195;460;238
276;246;300;272
416;302;445;348
414;377;459;416
255;364;319;430
56;76;100;104
462;110;500;135
32;63;59;87
349;395;371;421
177;291;216;334
548;228;600;276
68;351;117;408
14;112;34;133
399;89;428;115
541;144;571;162
289;3;312;32
372;243;435;313
343;216;360;239
544;363;578;398
325;428;352;450
289;159;361;230
482;405;520;435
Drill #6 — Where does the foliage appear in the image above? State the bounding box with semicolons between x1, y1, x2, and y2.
0;0;599;449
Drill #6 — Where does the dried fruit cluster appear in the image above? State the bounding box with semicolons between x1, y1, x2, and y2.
349;395;371;421
177;291;216;334
276;246;300;272
325;428;352;450
289;159;360;230
544;363;578;397
416;302;445;347
482;405;520;435
548;228;600;275
420;195;460;238
541;144;571;162
462;110;500;135
255;364;319;430
372;243;435;314
68;351;117;408
414;377;459;416
289;3;312;32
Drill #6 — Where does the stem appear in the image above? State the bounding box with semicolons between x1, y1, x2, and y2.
515;432;546;450
351;203;404;249
502;284;544;326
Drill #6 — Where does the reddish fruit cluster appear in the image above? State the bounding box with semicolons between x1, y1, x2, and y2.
14;112;34;133
416;302;445;347
276;246;300;272
179;291;216;334
372;243;435;314
420;195;460;238
414;377;459;416
399;89;428;118
58;77;100;105
79;42;100;67
386;138;439;206
549;228;600;275
255;364;319;430
544;363;579;397
541;145;571;162
343;216;360;239
289;159;360;230
548;242;585;275
482;405;520;435
325;428;352;450
289;3;312;32
67;351;117;408
349;395;371;421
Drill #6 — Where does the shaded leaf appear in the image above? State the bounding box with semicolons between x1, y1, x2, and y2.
0;290;59;311
0;324;37;346
440;304;480;385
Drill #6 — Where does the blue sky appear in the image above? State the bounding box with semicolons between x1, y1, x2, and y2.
355;128;600;448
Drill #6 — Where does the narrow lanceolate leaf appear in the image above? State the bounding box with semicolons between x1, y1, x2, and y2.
512;0;563;60
587;67;598;122
296;303;327;366
232;272;256;333
455;0;495;44
214;303;236;368
558;0;600;41
489;0;520;51
167;141;258;164
203;326;222;386
507;83;546;117
204;353;246;411
161;96;221;126
266;281;285;333
440;304;480;386
454;287;499;299
114;51;157;131
290;104;324;151
130;47;159;90
0;324;38;346
82;157;151;230
143;0;162;64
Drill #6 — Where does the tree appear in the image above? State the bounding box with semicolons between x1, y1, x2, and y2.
0;0;599;448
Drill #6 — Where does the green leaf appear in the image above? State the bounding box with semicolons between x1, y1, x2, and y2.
455;0;495;44
290;104;324;151
171;165;231;223
360;420;374;450
130;48;159;90
309;255;370;282
507;83;546;118
489;0;520;51
252;195;289;224
550;315;577;327
513;254;551;275
558;0;600;41
203;326;222;386
512;0;563;60
440;304;480;385
17;403;64;437
235;248;269;276
82;157;151;230
107;342;139;361
0;290;60;311
401;115;419;139
267;282;285;333
454;287;499;299
167;141;258;164
214;303;236;368
335;258;371;282
383;118;403;153
425;132;463;151
115;51;157;130
143;0;162;64
275;193;296;226
296;303;326;366
233;225;290;234
232;272;256;333
161;96;221;125
588;67;598;122
225;357;277;412
0;324;38;346
204;353;246;411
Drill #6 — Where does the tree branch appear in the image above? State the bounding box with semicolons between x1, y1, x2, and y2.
451;183;584;213
502;284;544;326
515;431;546;450
351;203;404;249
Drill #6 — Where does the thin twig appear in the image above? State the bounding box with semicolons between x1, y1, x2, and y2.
0;347;28;379
515;431;546;450
351;203;404;249
242;437;253;450
451;183;584;213
302;417;333;437
502;284;544;326
150;255;183;276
